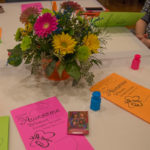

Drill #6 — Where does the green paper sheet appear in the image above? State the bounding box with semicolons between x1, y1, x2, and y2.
0;116;9;150
93;12;145;27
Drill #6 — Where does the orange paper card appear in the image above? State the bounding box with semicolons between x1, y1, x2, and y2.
0;27;2;39
90;73;150;123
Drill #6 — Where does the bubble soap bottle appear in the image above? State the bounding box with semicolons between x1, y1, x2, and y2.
131;54;141;70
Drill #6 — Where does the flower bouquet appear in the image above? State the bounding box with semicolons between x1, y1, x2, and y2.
7;1;105;86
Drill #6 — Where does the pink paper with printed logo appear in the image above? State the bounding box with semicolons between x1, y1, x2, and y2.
11;97;94;150
21;3;43;12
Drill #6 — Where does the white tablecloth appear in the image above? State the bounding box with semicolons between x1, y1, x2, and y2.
0;1;150;150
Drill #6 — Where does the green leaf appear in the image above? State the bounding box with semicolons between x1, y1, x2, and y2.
69;30;74;36
7;44;23;66
45;60;57;76
8;55;22;66
66;62;81;81
8;44;22;55
91;59;102;66
57;63;65;77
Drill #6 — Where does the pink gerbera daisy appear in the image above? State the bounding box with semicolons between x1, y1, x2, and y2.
34;13;58;38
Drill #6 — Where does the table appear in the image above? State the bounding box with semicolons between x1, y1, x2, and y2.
0;1;150;150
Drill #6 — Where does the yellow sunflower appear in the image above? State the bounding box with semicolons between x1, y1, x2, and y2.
53;32;77;55
83;34;100;53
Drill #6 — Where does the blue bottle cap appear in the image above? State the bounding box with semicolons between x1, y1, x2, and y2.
92;91;101;97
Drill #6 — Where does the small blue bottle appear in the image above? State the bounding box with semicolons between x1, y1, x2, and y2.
90;91;101;111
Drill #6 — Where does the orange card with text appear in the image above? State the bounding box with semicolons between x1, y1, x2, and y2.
90;73;150;124
0;27;2;39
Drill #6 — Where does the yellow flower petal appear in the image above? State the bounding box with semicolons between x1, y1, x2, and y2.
83;34;100;53
53;32;77;55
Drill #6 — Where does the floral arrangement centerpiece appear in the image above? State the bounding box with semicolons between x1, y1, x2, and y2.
7;1;105;86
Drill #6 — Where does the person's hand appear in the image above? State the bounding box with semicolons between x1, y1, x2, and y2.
141;37;150;48
136;34;145;40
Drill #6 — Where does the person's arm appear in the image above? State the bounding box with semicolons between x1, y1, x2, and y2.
141;38;150;48
135;19;147;40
